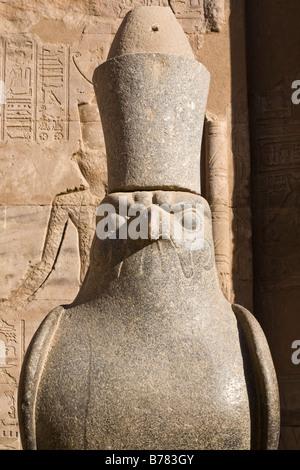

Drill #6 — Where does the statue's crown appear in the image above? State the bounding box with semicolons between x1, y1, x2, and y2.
93;6;210;195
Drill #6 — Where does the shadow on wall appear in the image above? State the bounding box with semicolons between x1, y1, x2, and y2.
243;0;300;451
228;0;253;313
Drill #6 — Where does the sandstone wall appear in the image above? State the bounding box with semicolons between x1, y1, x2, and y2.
0;0;253;450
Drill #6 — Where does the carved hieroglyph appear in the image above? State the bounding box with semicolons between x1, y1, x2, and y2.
0;0;254;450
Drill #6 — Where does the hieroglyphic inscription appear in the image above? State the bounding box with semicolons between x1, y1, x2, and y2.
257;173;291;208
0;318;20;450
117;0;226;32
37;44;70;142
259;138;300;169
259;89;292;120
119;0;169;17
170;0;226;32
3;37;35;140
0;36;70;142
256;119;300;169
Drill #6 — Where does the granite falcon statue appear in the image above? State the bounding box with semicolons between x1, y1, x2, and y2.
18;6;280;450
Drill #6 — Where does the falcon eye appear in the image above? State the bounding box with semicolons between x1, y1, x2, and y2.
182;208;199;231
97;212;128;240
113;213;128;231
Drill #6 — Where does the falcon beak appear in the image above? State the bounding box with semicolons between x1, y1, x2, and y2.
148;205;194;278
148;205;172;241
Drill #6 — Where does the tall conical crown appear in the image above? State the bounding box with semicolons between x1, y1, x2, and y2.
93;6;210;195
